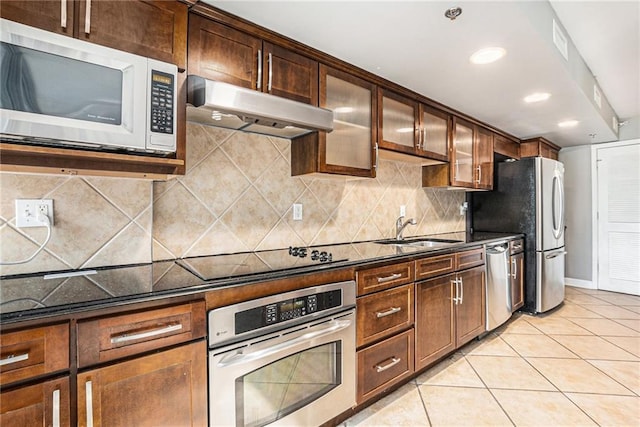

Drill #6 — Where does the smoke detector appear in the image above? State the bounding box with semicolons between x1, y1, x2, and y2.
445;7;462;21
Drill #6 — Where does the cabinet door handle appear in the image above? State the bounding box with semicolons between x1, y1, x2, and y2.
511;258;517;279
374;142;379;170
256;49;262;90
61;0;67;29
375;357;401;373
110;323;183;344
455;160;459;180
377;273;402;283
417;127;422;150
476;165;482;184
0;352;29;366
85;380;94;427
52;389;60;427
451;278;459;304
376;307;401;318
459;277;464;304
267;52;273;92
84;0;92;34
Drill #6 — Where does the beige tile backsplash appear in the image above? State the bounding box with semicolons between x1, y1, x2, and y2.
0;123;465;275
151;124;465;260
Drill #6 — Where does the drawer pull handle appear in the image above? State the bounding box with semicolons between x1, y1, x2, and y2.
377;273;402;283
0;352;29;366
375;357;401;373
376;307;402;318
110;323;183;344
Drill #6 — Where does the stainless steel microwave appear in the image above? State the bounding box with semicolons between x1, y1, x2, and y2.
0;19;177;155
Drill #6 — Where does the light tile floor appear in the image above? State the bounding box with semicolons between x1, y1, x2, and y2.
343;286;640;426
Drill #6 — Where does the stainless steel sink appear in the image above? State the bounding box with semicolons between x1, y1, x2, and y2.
375;237;463;247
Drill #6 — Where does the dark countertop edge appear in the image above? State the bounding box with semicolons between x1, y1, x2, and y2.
0;233;523;325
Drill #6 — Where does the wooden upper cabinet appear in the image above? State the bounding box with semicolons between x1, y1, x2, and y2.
77;0;188;70
422;118;495;190
475;126;494;190
291;65;376;178
2;0;188;69
494;134;520;160
520;137;560;160
378;89;419;156
187;14;318;105
418;104;450;162
188;14;261;89
263;42;318;105
0;0;74;36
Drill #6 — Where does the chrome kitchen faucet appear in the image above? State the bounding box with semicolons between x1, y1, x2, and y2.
395;216;417;240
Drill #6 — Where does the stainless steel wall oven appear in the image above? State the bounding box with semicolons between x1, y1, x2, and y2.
208;281;356;427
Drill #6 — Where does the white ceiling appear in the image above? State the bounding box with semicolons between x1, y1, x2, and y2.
203;1;640;148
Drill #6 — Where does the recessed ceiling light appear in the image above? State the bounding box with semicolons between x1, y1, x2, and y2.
558;120;579;128
524;92;551;103
469;47;506;65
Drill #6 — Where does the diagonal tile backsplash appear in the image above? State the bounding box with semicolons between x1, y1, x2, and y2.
152;124;466;260
1;123;465;276
0;174;152;276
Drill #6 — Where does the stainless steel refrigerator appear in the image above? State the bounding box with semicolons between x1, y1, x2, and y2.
472;157;565;314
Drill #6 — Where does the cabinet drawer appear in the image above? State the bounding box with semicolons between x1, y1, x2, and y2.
356;262;414;295
510;238;524;254
0;323;69;386
357;329;414;404
77;301;206;368
357;284;414;347
415;254;455;280
455;248;485;270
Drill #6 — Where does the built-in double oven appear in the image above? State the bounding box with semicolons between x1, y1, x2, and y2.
207;281;356;427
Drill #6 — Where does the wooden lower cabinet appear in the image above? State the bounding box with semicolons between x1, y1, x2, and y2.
415;265;486;371
415;274;455;371
357;329;414;404
0;376;71;426
455;266;486;347
77;341;207;427
356;284;414;347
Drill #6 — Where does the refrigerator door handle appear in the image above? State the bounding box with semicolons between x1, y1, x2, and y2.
545;250;567;259
552;175;563;240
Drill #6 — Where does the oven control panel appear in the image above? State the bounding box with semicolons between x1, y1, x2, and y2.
236;289;341;335
208;281;356;348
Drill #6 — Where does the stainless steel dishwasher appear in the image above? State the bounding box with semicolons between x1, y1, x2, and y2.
485;241;512;331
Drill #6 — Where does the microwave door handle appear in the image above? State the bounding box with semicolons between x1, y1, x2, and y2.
84;0;92;34
216;319;352;368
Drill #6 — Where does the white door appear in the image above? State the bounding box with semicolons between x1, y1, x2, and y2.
596;142;640;295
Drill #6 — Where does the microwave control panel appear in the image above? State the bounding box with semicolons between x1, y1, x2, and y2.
150;70;174;135
235;289;342;335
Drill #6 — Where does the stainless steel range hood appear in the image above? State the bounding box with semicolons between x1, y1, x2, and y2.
186;76;333;139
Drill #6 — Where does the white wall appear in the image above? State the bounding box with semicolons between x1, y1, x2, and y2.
559;146;592;283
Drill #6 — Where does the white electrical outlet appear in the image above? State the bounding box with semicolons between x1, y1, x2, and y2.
400;205;406;217
15;199;54;228
293;203;303;221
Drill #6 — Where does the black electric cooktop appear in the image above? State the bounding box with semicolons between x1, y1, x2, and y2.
178;246;348;281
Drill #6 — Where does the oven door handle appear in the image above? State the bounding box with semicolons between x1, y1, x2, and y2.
216;318;352;368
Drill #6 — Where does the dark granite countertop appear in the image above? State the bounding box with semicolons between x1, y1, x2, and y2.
0;232;520;324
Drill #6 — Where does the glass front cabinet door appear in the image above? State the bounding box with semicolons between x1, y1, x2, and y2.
418;104;449;162
450;117;475;187
378;89;418;156
291;65;376;178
